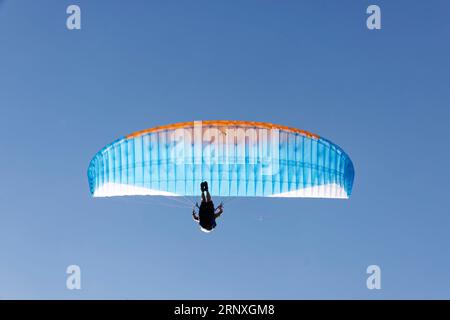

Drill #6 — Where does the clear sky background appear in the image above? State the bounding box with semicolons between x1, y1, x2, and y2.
0;0;449;299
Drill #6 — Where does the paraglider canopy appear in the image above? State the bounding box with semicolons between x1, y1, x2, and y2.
88;120;354;199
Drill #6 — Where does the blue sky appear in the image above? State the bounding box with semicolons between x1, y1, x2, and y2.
0;0;449;299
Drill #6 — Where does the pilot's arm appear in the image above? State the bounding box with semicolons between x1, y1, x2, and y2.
214;204;224;219
192;209;199;222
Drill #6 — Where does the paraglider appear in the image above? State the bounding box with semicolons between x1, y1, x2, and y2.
192;181;224;233
87;120;355;231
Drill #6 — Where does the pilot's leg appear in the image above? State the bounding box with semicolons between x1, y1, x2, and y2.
201;191;206;203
